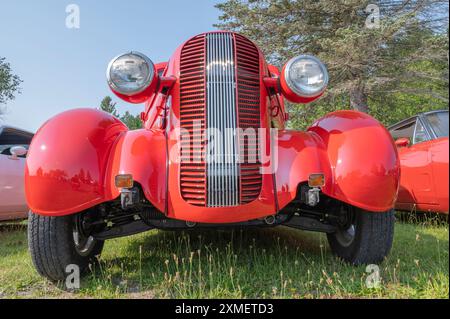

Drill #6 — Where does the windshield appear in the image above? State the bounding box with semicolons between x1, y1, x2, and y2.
426;111;449;138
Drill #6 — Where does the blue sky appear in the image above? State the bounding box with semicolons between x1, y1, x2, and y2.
0;0;221;132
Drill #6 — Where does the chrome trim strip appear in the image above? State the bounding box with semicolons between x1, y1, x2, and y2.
206;33;239;207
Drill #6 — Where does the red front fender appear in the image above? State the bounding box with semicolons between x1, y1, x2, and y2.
26;108;168;216
276;110;400;212
25;108;128;216
106;129;167;213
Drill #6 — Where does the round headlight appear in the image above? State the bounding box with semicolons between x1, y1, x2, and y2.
284;55;328;98
107;52;155;96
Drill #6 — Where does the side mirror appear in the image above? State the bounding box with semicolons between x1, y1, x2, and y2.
9;145;28;160
395;138;410;148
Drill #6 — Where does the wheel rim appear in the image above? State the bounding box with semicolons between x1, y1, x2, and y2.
335;224;356;247
72;215;96;257
334;205;356;247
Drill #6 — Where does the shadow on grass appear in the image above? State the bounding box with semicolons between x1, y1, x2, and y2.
86;226;334;298
123;226;328;266
89;221;448;298
94;226;329;279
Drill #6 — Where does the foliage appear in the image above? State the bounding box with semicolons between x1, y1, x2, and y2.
99;96;143;130
0;57;22;115
121;110;143;130
99;96;119;118
215;0;449;129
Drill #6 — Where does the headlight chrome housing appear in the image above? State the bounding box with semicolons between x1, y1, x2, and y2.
281;55;329;103
106;52;157;103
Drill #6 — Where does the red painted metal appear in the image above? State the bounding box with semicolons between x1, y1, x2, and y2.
307;111;400;212
265;65;287;130
25;109;127;216
396;137;449;214
106;129;167;213
275;111;400;213
25;31;400;223
155;62;168;74
395;137;410;147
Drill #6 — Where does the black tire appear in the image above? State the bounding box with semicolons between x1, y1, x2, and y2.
28;212;104;282
327;207;395;265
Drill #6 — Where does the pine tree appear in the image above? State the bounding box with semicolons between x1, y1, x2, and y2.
121;111;143;130
99;96;119;117
99;96;143;130
215;0;449;126
0;57;22;115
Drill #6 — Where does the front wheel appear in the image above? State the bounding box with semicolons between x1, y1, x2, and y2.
28;211;104;282
327;206;395;265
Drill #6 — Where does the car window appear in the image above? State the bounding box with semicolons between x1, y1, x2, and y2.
0;128;33;145
413;119;429;144
0;128;33;157
426;111;449;138
390;120;416;141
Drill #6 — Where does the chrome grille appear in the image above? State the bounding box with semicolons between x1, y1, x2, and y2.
206;33;239;207
179;32;262;207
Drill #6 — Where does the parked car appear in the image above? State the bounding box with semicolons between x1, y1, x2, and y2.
0;125;34;221
389;110;449;214
25;31;400;281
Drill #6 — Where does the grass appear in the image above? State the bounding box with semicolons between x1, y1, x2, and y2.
0;214;448;299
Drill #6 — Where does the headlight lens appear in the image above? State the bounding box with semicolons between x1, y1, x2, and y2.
107;52;155;96
284;55;328;97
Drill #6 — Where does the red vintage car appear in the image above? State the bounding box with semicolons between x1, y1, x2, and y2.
25;31;400;281
390;110;449;214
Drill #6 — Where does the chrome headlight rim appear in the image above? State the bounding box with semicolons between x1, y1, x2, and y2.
106;51;155;96
284;55;329;98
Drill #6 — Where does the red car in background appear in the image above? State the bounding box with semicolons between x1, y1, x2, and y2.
390;110;449;214
0;125;34;221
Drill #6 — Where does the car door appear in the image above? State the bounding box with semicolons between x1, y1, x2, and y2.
396;118;436;208
0;150;28;214
391;119;416;207
0;128;32;220
428;137;449;212
424;111;449;213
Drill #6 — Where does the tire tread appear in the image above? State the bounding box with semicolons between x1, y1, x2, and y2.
28;212;103;282
328;208;395;265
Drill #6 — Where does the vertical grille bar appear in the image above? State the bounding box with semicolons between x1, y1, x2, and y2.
206;33;239;207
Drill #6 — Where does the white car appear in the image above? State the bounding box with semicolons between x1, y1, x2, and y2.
0;125;34;221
